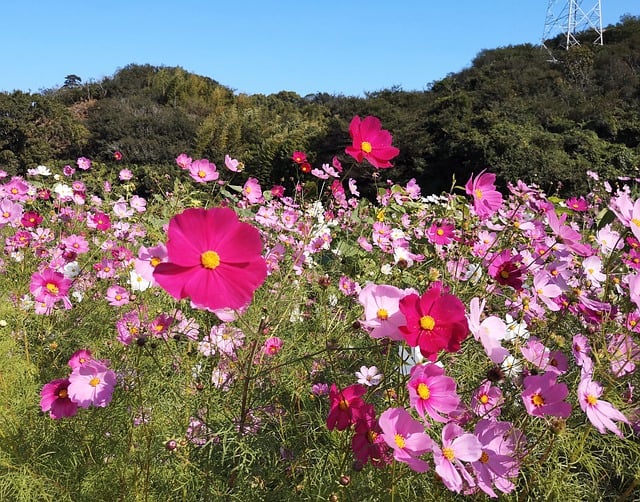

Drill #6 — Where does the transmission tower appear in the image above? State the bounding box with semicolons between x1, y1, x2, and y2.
542;0;604;55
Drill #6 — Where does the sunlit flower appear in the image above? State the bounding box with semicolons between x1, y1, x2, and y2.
153;207;267;311
40;378;78;419
407;363;460;422
379;407;434;472
345;116;400;169
67;360;116;408
521;372;571;418
326;383;368;431
355;366;383;387
578;376;629;437
187;159;219;183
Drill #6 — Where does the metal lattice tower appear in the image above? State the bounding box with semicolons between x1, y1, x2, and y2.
542;0;604;54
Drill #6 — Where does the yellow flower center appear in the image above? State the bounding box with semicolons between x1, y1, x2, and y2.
367;430;378;443
474;189;483;199
436;228;444;236
89;377;100;387
443;447;455;461
150;257;161;267
480;451;489;463
500;270;510;279
417;383;430;400
531;393;545;407
197;170;206;178
631;218;640;227
57;389;68;399
376;308;389;321
586;394;598;406
338;398;349;411
201;250;220;269
361;141;372;153
394;434;406;448
419;315;435;331
46;283;59;295
479;394;489;404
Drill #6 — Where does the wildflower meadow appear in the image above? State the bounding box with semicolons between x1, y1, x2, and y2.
1;116;640;501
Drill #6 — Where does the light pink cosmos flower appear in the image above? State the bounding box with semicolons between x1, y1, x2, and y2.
578;376;628;437
242;177;263;204
545;208;592;256
465;170;503;220
471;380;504;419
176;153;192;169
224;154;244;172
0;199;23;226
355;366;382;387
358;283;410;341
68;349;93;370
187;159;219;183
262;336;283;357
40;378;78;419
76;156;92;170
67;360;116;408
134;243;168;285
106;285;130;306
379;407;434;473
432;422;482;493
532;271;563;311
407;363;460;423
629;198;640;241
119;169;133;181
467;297;509;364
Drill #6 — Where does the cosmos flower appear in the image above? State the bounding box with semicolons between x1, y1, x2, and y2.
153;207;267;311
465;170;503;219
40;378;78;419
345;116;399;169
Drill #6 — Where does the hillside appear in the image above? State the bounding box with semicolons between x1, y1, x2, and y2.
1;15;639;197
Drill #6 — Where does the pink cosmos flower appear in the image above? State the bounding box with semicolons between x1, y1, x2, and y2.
113;151;123;161
378;407;434;473
578;376;628;437
471;380;504;419
40;378;78;419
291;151;307;164
87;211;111;231
472;419;522;497
67;360;116;408
0;199;23;226
488;250;523;290
76;157;92;170
467;297;509;364
134;243;169;285
630;198;640;242
546;208;592;256
153;207;267;311
29;268;72;309
119;169;133;181
426;221;455;245
465;170;503;220
106;285;130;306
351;410;391;468
187;159;219;183
358;283;408;341
521;372;571;418
399;282;469;361
224;154;244;172
21;211;42;228
68;349;93;370
176;153;192;169
345;116;400;169
407;363;460;422
242;177;263;204
566;196;589;212
262;336;283;357
432;422;482;493
326;383;368;431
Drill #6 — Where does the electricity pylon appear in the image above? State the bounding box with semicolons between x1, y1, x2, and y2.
542;0;604;57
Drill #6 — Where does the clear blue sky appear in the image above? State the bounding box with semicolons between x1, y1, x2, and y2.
1;1;635;97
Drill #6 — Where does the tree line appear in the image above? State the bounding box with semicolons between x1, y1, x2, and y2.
1;15;639;197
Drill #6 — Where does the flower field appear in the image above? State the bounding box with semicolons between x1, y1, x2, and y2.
1;117;640;501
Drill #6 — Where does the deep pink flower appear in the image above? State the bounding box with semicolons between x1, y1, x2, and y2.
153;207;267;311
351;408;391;468
521;372;571;418
426;221;455;245
345;116;400;169
21;211;42;228
113;151;123;161
379;407;434;472
67;360;116;408
488;250;524;290
88;211;111;231
326;383;367;431
465;170;503;219
432;422;482;493
566;196;589;212
407;363;460;422
471;380;504;419
399;282;469;361
291;151;307;164
40;378;78;419
262;336;283;356
578;376;628;437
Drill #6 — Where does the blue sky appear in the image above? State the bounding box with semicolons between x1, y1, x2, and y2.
1;1;635;96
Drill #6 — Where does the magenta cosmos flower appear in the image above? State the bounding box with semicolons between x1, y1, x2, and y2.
345;116;400;169
326;383;368;431
521;372;571;418
29;267;72;309
40;378;78;419
399;282;469;361
153;207;267;311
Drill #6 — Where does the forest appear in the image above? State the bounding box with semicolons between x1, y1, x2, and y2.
1;15;639;197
